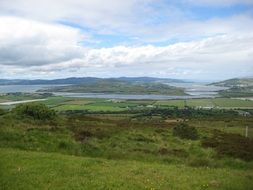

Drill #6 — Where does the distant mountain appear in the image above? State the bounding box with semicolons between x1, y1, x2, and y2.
0;77;186;85
116;77;184;83
210;78;253;87
210;78;253;97
0;77;100;85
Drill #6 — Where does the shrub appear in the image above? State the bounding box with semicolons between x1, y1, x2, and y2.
131;134;155;143
74;130;93;142
158;147;189;157
0;108;6;115
202;131;253;161
13;103;56;120
173;123;199;140
58;141;69;149
188;157;211;167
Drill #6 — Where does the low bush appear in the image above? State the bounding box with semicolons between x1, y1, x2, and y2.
202;130;253;161
130;134;155;143
0;108;6;115
158;147;189;158
13;103;56;120
188;157;211;167
173;123;199;140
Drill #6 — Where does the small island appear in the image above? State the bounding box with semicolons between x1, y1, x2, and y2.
40;79;187;96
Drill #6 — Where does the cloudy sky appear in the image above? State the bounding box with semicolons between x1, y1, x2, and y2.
0;0;253;81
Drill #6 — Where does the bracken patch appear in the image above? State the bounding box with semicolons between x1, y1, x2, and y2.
202;130;253;161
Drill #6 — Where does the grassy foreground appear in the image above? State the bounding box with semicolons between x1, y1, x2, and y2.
1;102;253;189
1;148;253;190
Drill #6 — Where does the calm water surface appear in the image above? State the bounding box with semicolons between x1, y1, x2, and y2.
52;92;215;100
0;83;227;100
169;82;228;96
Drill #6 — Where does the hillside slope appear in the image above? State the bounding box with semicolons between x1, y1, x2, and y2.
211;78;253;97
1;148;252;190
211;78;253;87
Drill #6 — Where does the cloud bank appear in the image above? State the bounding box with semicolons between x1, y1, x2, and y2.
0;0;252;80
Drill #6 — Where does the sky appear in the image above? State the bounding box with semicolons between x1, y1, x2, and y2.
0;0;253;81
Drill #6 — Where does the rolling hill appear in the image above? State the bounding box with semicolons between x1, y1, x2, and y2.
211;78;253;97
39;79;186;95
211;78;253;87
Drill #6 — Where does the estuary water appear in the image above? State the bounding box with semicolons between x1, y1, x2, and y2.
0;83;227;100
52;92;214;100
168;82;228;96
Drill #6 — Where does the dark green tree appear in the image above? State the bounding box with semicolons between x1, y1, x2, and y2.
0;108;5;115
173;123;199;140
13;103;56;120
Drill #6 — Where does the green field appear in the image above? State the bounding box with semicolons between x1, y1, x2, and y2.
155;100;186;108
1;148;253;190
1;93;253;112
155;98;253;109
53;101;139;112
42;96;73;107
50;97;253;111
212;98;253;108
54;104;128;111
0;93;47;103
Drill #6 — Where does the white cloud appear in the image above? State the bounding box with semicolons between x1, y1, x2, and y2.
0;1;252;80
135;14;253;43
0;16;85;66
0;0;252;41
0;18;252;80
0;0;155;34
82;34;253;67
